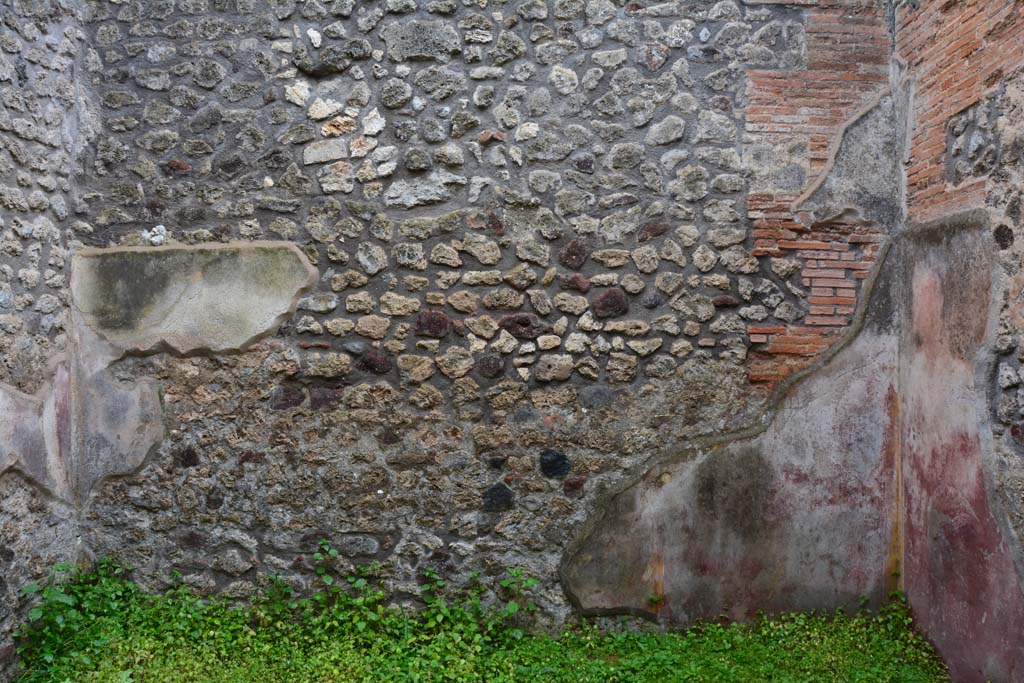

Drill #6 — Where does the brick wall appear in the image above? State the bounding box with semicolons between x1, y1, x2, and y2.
744;0;890;386
747;195;883;384
897;0;1024;222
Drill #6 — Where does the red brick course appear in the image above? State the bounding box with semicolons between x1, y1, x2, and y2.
896;0;1024;222
742;0;891;389
746;193;883;385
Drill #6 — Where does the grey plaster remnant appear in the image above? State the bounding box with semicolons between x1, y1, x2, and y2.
1;242;316;507
791;77;910;230
560;224;899;620
0;373;67;499
0;315;163;507
794;93;905;230
71;242;317;355
66;311;164;506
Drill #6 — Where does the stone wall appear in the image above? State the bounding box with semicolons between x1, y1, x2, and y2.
65;0;870;626
74;0;815;391
0;0;92;669
3;0;1024;681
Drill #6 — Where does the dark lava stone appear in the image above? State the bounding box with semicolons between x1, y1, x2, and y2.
477;353;505;378
0;546;14;563
995;224;1014;249
512;407;539;424
641;291;664;309
1010;422;1024;447
161;158;192;176
269;384;306;410
359;350;393;374
340;39;372;60
309;386;345;409
175;446;199;468
404;147;432;171
485;210;504;234
710;95;733;112
558;239;589;270
579;385;614;409
499;312;551;339
215;152;247;179
539;448;572;478
637;222;670;243
572;153;595;174
188;105;222;133
592;287;629;318
415;311;451;338
482;482;515;512
180;530;207;549
563;475;587;498
238;451;265;465
712;294;741;308
559;272;591;292
206;490;225;510
377;428;401;445
293;44;353;78
258;148;291;170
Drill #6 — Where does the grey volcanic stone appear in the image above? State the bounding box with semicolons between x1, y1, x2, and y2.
646;115;687;145
539;449;572;478
413;66;466;100
482;482;514;512
381;20;461;62
382;78;414;108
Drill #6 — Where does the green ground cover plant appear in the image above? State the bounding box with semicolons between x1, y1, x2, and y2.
14;545;949;683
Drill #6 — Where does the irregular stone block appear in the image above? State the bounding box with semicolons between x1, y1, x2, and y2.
380;20;461;62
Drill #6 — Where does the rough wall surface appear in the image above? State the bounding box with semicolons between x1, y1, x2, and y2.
562;316;902;622
3;0;1024;680
898;219;1024;682
0;0;92;671
894;3;1024;679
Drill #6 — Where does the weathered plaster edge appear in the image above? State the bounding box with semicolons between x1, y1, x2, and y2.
790;86;895;214
70;240;319;357
71;240;316;258
0;353;72;504
560;234;897;619
0;445;74;508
